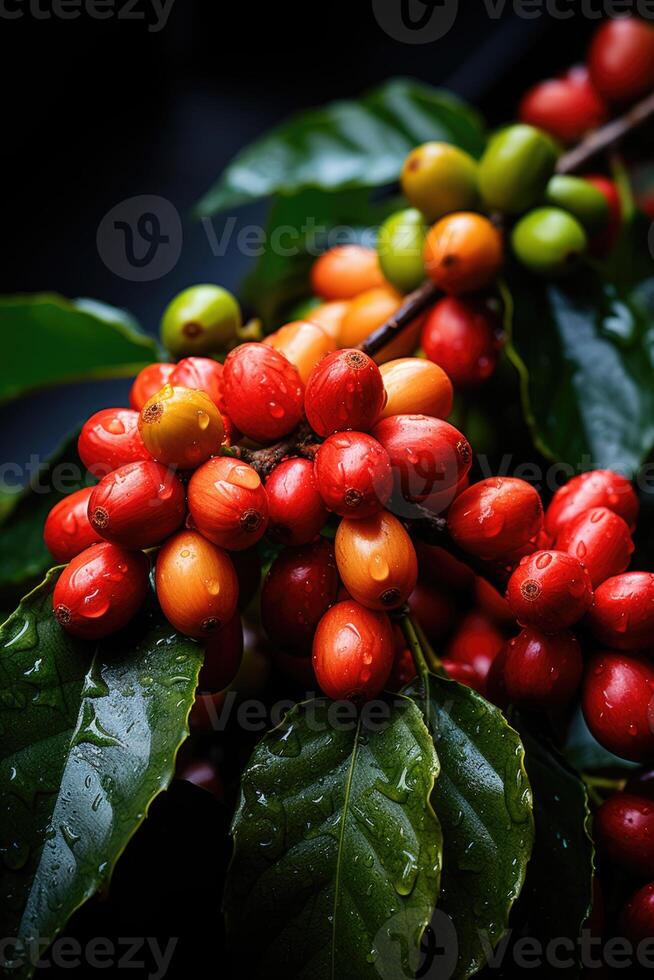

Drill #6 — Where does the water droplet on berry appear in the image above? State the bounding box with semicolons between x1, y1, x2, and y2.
369;555;390;582
104;417;126;435
535;552;552;569
197;411;211;431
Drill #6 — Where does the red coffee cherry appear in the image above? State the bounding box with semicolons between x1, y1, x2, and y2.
421;297;502;387
304;349;386;436
129;362;175;411
53;542;150;640
312;599;394;701
555;506;633;587
335;511;418;611
545;469;638;537
176;756;224;801
261;538;339;654
44;487;100;563
188;457;269;551
87;460;185;550
78;408;151;476
622;882;654;943
585;174;622;256
442;660;487;696
314;432;392;518
488;628;582;710
519;65;608;143
447;477;544;562
588;16;654;104
446;611;505;685
222;343;304;442
583;651;654;762
416;541;475;591
169;356;225;408
408;581;457;644
506;550;593;632
155;530;239;639
595;793;654;878
198;613;244;694
587;572;654;650
265;458;327;546
474;577;514;626
372;414;472;516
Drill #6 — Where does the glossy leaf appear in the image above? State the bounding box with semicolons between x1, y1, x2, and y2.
405;673;534;980
224;697;442;980
505;217;654;474
0;294;156;404
0;432;88;606
196;78;486;215
508;723;594;976
0;571;203;978
564;707;639;774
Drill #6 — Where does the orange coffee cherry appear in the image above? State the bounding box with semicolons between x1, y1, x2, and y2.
379;358;453;419
311;245;384;300
338;285;403;348
308;300;350;341
423;212;503;295
263;320;335;383
335;511;418;611
139;385;224;469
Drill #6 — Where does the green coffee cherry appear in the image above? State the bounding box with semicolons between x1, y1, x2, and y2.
479;125;559;215
160;284;242;357
377;208;427;293
401;142;479;222
511;207;588;277
544;175;609;234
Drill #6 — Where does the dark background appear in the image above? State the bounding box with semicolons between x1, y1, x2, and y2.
0;1;594;470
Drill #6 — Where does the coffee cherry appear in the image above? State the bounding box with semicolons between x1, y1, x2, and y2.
188;457;269;551
506;550;593;632
423;212;503;295
198;612;244;694
377;208;427;293
622;882;654;943
447;477;544;562
519;66;608;143
222;343;304;443
311;245;384;300
588;16;654;104
337;286;403;348
401;142;479;222
160;284;241;357
307;300;350;342
139;385;224;469
478;124;559;215
130;363;175;411
265;458;327;545
372;414;472;516
488;628;582;710
408;581;456;643
544;175;610;234
584;174;622;255
169;356;225;408
587;572;654;650
335;511;418;611
263;320;335;383
555;506;633;587
545;469;638;537
583;651;654;762
388;631;418;691
53;542;149;640
44;488;99;563
155;530;238;639
78;408;150;476
442;660;487;696
261;538;339;654
421;297;502;387
446;611;505;690
312;599;394;701
416;541;475;591
304;349;385;436
379;358;453;420
88;460;186;550
314;432;392;519
595;793;654;878
512;208;587;277
474;576;514;626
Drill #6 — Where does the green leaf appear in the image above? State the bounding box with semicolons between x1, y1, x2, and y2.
0;571;203;976
0;432;88;606
508;723;594;976
224;697;442;980
242;188;400;327
505;216;654;475
0;294;156;404
563;707;638;774
405;673;534;980
196;78;486;216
